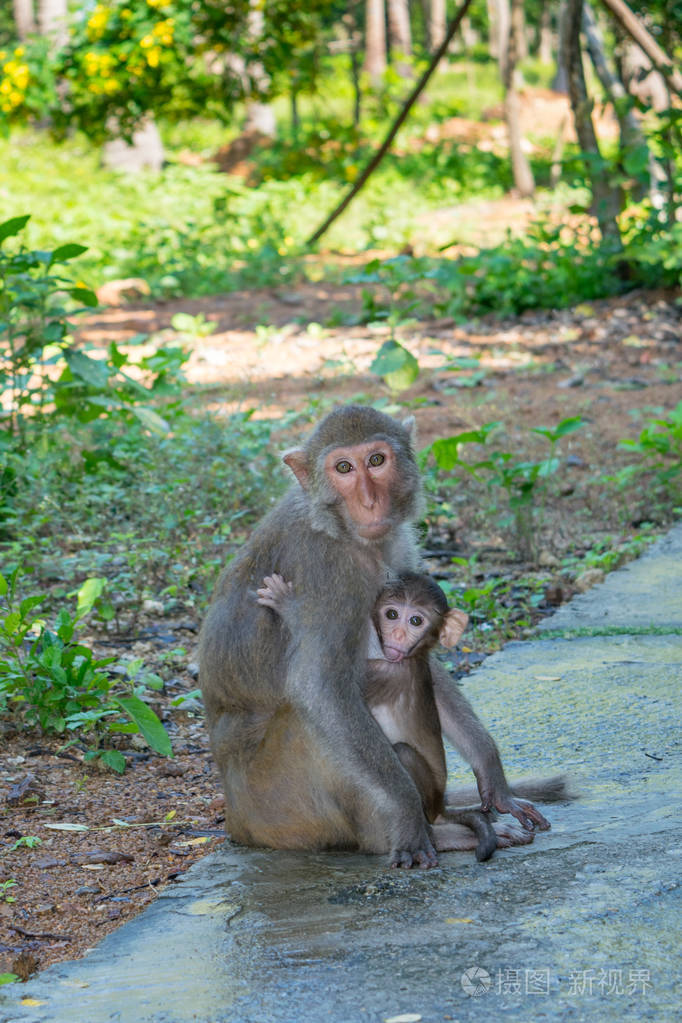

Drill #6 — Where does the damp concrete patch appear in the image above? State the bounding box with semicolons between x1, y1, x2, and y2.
1;526;680;1023
536;520;682;634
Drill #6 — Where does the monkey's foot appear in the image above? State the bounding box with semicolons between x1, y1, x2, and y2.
492;820;535;847
390;842;438;869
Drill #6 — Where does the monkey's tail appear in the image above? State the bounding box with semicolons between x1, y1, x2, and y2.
445;773;577;809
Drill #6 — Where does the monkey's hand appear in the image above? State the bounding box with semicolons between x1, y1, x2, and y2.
256;573;293;612
481;786;551;832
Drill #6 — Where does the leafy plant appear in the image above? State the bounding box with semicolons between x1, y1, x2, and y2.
6;836;41;851
619;401;682;492
0;214;97;441
0;568;172;771
0;879;16;902
429;417;586;560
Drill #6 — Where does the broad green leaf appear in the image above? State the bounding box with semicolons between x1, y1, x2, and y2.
0;215;30;244
49;243;88;264
116;695;173;757
370;340;419;393
19;595;45;618
0;574;7;597
68;286;98;307
98;750;127;774
64;349;110;390
76;577;107;619
132;406;170;434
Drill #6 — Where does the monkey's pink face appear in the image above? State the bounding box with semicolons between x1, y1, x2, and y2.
324;441;398;540
377;601;432;662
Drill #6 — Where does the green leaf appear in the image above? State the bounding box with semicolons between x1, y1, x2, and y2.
68;286;98;308
0;215;30;244
49;243;88;265
115;695;173;757
76;577;106;620
132;406;170;434
64;349;110;390
370;340;419;393
97;750;127;774
0;973;19;986
0;574;7;597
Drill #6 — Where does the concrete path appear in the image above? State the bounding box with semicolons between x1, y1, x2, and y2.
2;525;680;1023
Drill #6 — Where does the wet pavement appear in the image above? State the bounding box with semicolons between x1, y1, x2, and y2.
1;524;680;1023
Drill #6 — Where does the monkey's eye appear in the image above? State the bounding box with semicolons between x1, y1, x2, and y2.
385;608;399;620
409;615;423;627
335;460;353;474
368;452;385;467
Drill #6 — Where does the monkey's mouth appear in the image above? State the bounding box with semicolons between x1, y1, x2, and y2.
383;646;406;663
356;519;392;540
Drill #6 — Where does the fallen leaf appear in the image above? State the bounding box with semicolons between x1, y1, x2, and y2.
385;1015;422;1023
445;917;474;924
533;675;562;682
21;999;47;1007
44;823;89;832
177;836;212;847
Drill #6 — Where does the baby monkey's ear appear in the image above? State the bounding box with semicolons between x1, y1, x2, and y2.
439;607;469;648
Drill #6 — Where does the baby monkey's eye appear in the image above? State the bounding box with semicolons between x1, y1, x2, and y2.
368;452;385;467
335;460;352;474
409;615;424;627
385;608;399;620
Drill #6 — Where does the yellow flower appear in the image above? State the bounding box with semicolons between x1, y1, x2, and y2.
86;5;110;41
140;34;154;49
146;0;168;8
14;46;25;58
146;46;161;67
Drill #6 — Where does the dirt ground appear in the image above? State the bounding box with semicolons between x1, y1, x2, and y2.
1;272;681;982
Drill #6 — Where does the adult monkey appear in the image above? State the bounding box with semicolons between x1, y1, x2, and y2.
200;405;554;868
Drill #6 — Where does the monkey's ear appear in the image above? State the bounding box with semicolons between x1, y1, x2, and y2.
282;448;310;489
401;415;417;445
439;607;469;648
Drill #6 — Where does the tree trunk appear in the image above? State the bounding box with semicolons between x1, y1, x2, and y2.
102;118;165;173
597;0;682;98
582;4;648;155
243;0;276;137
425;0;447;52
583;3;666;209
539;3;554;64
365;0;387;84
37;0;67;49
504;0;535;196
13;0;36;40
387;0;412;57
561;0;622;247
489;0;511;81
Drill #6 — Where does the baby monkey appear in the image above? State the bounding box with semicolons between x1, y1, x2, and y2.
257;569;509;861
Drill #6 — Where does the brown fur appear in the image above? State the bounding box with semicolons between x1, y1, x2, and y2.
201;405;571;869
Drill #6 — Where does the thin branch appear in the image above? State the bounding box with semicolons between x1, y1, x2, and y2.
306;0;474;247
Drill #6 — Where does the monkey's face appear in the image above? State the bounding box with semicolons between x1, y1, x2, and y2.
322;441;402;540
374;598;438;662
